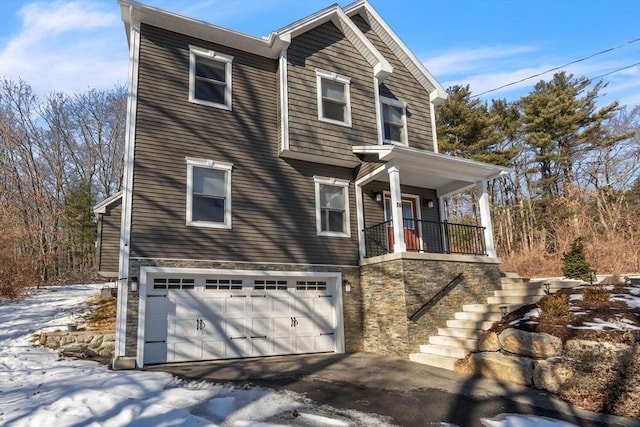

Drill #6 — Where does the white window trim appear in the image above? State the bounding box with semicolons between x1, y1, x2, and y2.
380;96;408;146
314;176;351;238
316;69;352;127
188;45;233;110
186;157;233;229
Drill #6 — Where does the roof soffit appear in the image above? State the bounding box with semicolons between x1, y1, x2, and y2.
343;1;448;102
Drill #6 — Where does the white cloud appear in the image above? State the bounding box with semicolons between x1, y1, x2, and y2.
0;0;127;95
423;45;538;76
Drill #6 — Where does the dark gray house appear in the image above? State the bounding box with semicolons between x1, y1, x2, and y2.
96;0;509;369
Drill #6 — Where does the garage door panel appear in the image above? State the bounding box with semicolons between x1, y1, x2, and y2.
315;295;334;313
226;296;246;314
249;295;269;313
202;339;225;359
200;296;225;316
170;318;199;340
293;316;314;333
293;296;313;314
250;317;271;336
226;317;246;338
201;319;225;339
226;337;249;358
272;295;293;312
272;337;292;355
169;341;198;362
314;315;334;333
250;337;271;356
172;293;200;317
316;334;334;352
295;335;314;353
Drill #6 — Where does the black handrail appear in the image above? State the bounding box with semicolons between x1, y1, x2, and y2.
408;273;465;322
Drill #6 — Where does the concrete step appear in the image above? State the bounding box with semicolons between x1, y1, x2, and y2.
446;319;497;330
494;288;548;297
429;335;478;350
501;272;521;278
462;303;521;313
409;353;458;370
500;277;530;284
437;327;483;339
500;281;579;291
454;311;503;321
528;279;582;288
418;344;470;358
487;295;542;305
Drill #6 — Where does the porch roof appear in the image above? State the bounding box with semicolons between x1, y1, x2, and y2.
353;145;510;197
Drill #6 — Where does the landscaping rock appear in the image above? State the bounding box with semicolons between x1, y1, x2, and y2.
499;328;562;358
469;352;534;386
533;357;575;393
478;332;501;352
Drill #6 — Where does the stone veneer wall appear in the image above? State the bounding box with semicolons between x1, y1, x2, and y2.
123;259;363;358
360;253;502;358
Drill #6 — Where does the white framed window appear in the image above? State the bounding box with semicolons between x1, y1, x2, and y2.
189;46;233;110
186;157;233;229
314;176;351;237
316;69;352;127
380;96;407;145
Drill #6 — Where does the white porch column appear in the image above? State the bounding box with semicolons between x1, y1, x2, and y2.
477;180;496;257
387;163;406;253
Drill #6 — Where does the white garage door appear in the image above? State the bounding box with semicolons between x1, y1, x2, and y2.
142;275;338;365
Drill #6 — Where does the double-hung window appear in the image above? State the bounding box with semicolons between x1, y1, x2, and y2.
316;70;351;127
314;176;350;237
380;96;407;145
186;158;233;229
189;46;233;110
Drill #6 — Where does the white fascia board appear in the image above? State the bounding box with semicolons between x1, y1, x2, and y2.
118;0;285;58
352;145;511;182
276;4;392;79
343;1;447;99
93;191;123;215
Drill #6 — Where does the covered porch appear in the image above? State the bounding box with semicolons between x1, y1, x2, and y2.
354;145;510;260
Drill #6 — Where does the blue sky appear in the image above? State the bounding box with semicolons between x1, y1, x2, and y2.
0;0;638;107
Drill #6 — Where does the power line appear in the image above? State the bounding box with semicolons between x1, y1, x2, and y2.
471;37;640;98
590;62;640;80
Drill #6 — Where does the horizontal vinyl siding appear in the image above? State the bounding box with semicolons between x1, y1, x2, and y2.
287;21;378;164
98;201;122;275
362;181;439;227
351;14;435;152
130;24;359;265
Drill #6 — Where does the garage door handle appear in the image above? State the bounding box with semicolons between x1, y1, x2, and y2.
230;336;247;340
251;335;267;339
230;295;246;298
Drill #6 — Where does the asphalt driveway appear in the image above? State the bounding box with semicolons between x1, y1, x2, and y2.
145;352;638;427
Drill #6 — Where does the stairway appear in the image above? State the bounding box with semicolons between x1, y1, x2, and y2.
409;273;581;370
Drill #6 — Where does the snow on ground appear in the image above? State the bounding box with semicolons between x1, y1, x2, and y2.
0;285;394;427
0;285;603;427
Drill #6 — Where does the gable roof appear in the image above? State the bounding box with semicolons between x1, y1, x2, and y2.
343;0;448;104
275;4;393;80
93;191;123;215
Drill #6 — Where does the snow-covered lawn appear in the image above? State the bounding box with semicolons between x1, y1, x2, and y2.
0;284;582;427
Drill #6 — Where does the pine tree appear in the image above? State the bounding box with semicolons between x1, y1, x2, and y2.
561;238;591;281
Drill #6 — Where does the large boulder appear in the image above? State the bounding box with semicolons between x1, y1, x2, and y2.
469;352;534;386
499;329;562;358
478;331;501;352
533;357;575;393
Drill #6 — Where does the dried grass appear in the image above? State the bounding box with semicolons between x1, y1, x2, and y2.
81;296;117;331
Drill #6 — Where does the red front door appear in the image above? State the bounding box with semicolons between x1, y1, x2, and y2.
384;196;420;251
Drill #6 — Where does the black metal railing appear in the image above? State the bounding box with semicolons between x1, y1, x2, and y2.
363;219;486;258
408;273;464;321
363;220;391;258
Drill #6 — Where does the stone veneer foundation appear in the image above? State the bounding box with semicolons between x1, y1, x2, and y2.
360;252;502;358
120;254;501;363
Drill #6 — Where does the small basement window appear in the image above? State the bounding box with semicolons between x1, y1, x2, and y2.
189;46;233;110
316;69;351;127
